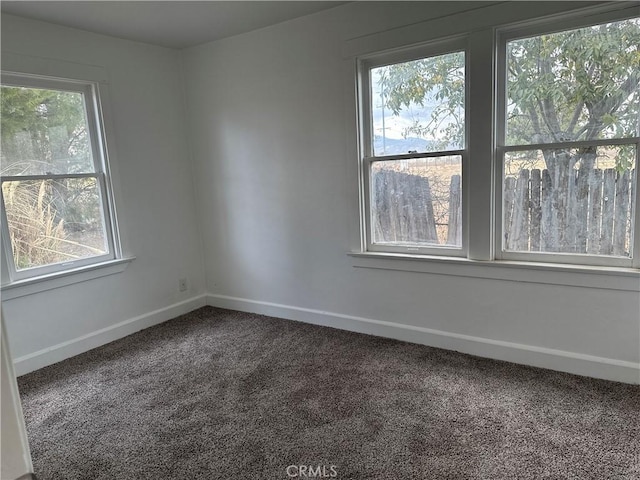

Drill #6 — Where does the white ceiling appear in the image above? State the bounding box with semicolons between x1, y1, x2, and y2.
1;1;348;49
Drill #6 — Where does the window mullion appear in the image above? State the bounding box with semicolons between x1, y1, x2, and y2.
365;149;466;163
0;192;18;282
501;137;640;153
96;172;117;257
0;173;98;182
467;28;496;261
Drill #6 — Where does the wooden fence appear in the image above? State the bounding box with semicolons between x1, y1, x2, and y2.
372;169;461;245
504;168;635;255
372;167;635;254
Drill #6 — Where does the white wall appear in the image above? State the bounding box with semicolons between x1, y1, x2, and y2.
1;15;206;374
183;1;640;383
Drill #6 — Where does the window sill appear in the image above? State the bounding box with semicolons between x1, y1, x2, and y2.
349;252;640;292
1;257;135;300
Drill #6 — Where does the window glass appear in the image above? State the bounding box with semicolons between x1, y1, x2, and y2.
503;145;636;257
506;18;640;145
371;156;462;247
2;178;108;270
370;51;465;156
1;86;95;175
502;17;639;263
364;47;466;253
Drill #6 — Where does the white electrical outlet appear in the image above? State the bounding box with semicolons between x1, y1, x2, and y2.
178;278;188;292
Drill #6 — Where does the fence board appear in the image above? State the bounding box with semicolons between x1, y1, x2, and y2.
600;168;616;255
574;167;590;254
509;170;530;250
503;176;515;249
530;169;541;251
632;169;637;253
421;174;438;243
587;169;603;254
565;170;579;252
541;169;557;251
447;174;461;246
612;170;632;256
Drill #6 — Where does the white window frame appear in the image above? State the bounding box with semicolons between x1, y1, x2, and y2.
358;36;469;257
0;73;122;281
495;8;640;269
354;5;640;272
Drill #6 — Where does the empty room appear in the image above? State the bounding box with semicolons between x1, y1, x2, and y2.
1;1;639;479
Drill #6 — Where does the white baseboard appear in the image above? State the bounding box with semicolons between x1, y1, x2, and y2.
13;295;207;376
14;292;638;384
207;294;640;385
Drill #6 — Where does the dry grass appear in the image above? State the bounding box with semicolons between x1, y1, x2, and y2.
2;180;68;269
2;180;106;270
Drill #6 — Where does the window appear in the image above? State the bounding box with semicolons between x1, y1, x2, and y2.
359;39;467;255
1;74;120;280
356;7;639;270
498;16;639;267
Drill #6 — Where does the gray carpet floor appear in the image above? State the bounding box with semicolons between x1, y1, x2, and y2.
18;307;640;479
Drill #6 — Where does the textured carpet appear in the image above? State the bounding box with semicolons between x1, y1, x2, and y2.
18;307;640;480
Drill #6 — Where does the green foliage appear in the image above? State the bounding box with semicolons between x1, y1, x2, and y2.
1;86;85;137
1;87;49;138
381;17;639;171
1;86;90;174
378;51;465;150
506;18;640;146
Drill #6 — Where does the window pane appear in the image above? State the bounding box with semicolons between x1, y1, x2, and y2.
371;156;462;247
506;18;640;145
503;145;636;257
370;51;465;156
2;178;108;270
1;86;96;175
